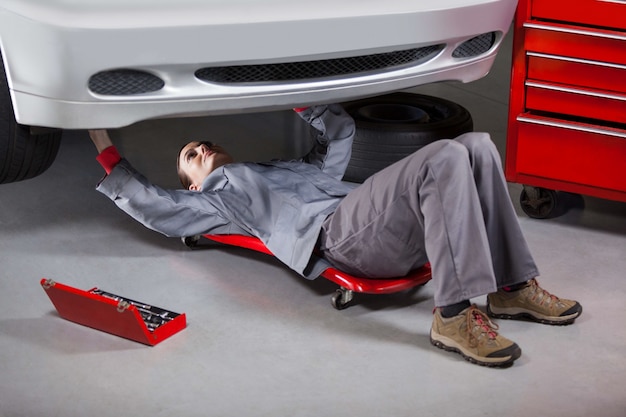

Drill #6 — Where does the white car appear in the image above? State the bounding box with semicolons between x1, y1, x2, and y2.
0;0;517;183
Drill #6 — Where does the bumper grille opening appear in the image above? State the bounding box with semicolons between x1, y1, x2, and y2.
452;32;497;58
195;45;444;84
89;69;164;95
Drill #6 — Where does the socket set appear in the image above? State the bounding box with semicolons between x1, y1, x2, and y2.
89;289;180;332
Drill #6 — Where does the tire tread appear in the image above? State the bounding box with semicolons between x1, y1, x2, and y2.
1;49;61;184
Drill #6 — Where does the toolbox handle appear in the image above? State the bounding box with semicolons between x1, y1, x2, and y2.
517;115;626;139
527;52;626;71
525;81;626;102
524;22;626;42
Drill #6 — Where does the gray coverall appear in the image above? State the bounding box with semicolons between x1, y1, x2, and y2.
96;104;538;307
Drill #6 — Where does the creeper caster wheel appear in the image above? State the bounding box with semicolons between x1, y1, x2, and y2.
331;288;354;310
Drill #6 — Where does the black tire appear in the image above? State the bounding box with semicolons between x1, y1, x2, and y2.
1;50;61;184
341;92;473;183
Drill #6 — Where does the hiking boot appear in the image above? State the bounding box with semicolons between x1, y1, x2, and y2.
430;305;521;367
487;278;582;325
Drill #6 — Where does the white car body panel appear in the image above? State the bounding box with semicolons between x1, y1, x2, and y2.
0;0;517;129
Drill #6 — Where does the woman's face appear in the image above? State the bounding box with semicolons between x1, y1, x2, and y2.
178;141;233;191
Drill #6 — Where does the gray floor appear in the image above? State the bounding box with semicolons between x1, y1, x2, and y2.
2;31;626;417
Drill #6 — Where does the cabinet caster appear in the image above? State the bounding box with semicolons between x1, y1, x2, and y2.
519;186;558;219
331;288;354;310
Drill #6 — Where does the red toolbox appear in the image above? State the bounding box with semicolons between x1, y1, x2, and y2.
41;279;186;346
506;0;626;218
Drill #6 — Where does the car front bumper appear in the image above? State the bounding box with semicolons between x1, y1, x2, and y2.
0;0;517;129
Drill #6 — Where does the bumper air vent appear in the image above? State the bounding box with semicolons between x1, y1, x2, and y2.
89;69;164;96
452;32;497;58
195;45;445;84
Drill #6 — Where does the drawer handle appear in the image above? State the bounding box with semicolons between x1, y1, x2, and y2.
525;81;626;102
517;116;626;139
528;52;626;70
524;22;626;42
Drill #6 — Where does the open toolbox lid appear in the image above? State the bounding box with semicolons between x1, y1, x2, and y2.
40;279;186;346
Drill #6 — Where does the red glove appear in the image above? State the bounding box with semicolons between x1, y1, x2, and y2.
293;107;309;113
95;146;122;174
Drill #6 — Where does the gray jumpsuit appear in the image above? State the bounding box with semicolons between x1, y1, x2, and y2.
96;104;538;307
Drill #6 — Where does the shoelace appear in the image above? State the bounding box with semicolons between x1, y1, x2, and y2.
467;306;499;346
527;278;560;307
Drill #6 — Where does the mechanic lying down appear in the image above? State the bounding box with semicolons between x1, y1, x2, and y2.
89;104;582;367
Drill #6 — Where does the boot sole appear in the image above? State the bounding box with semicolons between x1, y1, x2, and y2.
430;330;521;368
487;303;581;326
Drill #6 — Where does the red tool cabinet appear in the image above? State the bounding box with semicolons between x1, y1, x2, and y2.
506;0;626;218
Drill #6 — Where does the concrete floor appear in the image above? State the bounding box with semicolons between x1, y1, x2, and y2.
1;31;626;417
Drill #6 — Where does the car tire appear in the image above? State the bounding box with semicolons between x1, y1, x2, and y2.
341;92;473;183
1;51;61;184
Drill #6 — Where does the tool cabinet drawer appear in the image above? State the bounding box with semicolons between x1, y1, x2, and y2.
527;52;626;95
531;0;626;31
524;23;626;66
515;115;626;193
525;81;626;125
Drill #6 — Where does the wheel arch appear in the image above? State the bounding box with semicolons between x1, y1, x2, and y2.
1;44;62;184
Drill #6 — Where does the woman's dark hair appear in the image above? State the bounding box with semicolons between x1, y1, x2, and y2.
176;143;192;189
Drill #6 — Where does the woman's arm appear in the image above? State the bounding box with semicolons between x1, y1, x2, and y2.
89;129;114;153
88;130;235;238
89;130;121;174
295;104;356;181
